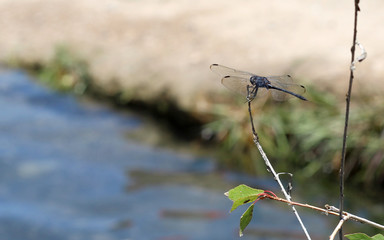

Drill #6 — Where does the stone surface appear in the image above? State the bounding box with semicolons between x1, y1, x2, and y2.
0;0;383;111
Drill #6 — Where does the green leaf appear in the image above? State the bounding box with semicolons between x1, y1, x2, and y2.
224;184;264;212
372;234;384;240
345;233;384;240
239;204;254;237
345;233;372;240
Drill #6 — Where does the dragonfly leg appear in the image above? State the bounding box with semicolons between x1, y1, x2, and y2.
246;85;252;102
246;85;258;102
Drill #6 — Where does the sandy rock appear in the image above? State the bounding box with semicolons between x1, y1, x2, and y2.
0;0;383;111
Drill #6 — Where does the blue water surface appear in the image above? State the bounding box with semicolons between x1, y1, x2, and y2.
0;69;329;240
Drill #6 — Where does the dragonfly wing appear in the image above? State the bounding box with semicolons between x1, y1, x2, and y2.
270;89;292;101
221;76;250;97
267;75;306;101
221;76;268;99
210;64;254;78
267;75;306;94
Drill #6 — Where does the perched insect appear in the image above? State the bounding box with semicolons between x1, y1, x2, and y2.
210;64;307;101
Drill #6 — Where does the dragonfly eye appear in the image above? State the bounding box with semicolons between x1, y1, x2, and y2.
249;76;258;85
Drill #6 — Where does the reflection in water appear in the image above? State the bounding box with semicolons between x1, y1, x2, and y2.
126;169;234;191
0;69;331;240
160;209;225;220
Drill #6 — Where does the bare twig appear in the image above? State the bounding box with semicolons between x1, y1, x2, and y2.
339;0;361;239
330;216;350;240
247;101;312;240
261;195;384;231
325;205;384;230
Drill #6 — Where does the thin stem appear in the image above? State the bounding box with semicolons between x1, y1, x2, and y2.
331;217;349;240
339;1;360;239
263;196;384;231
325;205;384;230
247;100;258;141
264;195;339;217
247;101;312;240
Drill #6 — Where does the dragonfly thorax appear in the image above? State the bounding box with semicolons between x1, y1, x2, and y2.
250;76;270;88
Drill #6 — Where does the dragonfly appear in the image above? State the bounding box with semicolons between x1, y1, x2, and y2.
210;64;307;101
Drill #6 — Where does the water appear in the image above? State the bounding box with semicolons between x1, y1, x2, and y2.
0;68;331;240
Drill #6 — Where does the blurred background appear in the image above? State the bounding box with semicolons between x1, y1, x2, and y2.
0;0;383;239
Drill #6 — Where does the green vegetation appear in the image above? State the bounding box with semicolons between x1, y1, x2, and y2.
36;46;91;94
205;87;384;188
225;185;384;238
9;46;92;94
345;233;384;240
224;184;264;236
